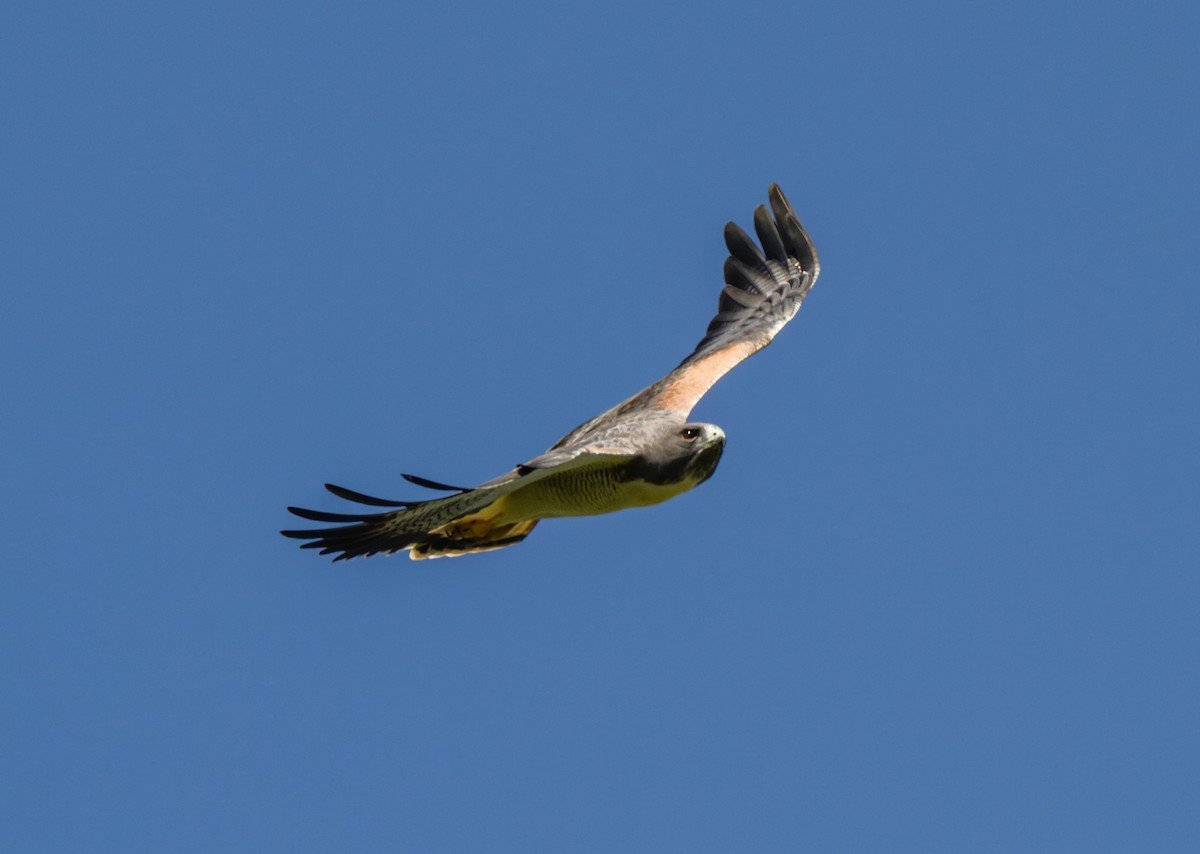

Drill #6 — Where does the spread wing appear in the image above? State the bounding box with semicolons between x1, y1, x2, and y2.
547;183;820;452
282;480;509;561
281;453;628;560
644;183;820;417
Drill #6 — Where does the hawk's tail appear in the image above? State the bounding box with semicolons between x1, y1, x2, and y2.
280;477;537;561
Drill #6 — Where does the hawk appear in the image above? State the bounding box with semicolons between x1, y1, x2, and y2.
282;184;820;560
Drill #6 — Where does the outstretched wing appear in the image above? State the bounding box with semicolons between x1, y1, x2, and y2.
646;183;819;417
281;479;517;561
281;453;631;560
548;183;819;453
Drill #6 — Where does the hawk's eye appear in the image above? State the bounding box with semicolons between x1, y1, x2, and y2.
681;427;701;441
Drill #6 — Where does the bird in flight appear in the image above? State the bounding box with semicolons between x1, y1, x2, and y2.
282;184;820;560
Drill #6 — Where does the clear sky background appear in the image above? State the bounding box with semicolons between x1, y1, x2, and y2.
3;1;1198;851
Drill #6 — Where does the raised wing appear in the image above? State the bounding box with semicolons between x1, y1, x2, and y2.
649;183;819;416
547;184;819;453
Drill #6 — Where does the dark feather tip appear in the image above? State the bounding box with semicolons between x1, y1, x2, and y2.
401;473;470;492
325;482;414;507
286;506;368;523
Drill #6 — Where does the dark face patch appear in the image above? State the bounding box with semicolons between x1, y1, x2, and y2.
629;435;725;486
686;439;725;484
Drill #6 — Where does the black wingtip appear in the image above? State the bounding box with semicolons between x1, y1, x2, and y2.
286;506;369;523
401;473;470;492
768;182;790;210
767;183;819;275
753;204;788;265
324;482;414;507
724;221;766;268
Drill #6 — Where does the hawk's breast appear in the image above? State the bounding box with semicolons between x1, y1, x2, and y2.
496;458;704;521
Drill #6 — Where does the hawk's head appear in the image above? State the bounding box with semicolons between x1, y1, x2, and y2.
677;422;726;485
638;421;725;488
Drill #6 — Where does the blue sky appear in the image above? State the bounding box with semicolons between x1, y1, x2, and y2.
3;1;1198;850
